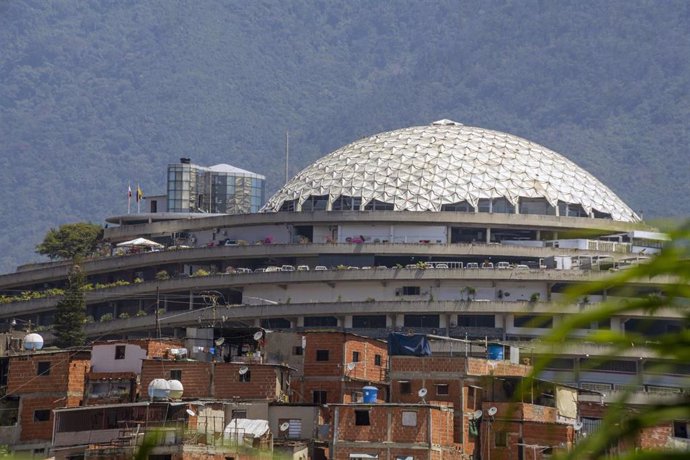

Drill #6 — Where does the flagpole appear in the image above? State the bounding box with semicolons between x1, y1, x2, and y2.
128;183;132;214
137;183;141;213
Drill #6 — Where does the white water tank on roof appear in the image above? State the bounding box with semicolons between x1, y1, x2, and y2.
23;333;44;351
148;378;171;400
168;379;184;400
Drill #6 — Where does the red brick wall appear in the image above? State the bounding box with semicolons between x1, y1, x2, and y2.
466;358;530;377
343;337;388;383
8;354;88;396
304;333;346;377
140;360;284;400
480;419;572;460
141;360;213;398
637;424;673;449
214;363;279;400
18;396;59;442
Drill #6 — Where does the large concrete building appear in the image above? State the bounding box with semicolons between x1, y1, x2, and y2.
0;120;682;401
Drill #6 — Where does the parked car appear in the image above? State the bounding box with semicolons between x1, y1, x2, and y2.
265;266;281;272
314;266;328;271
497;261;511;269
514;264;530;270
236;268;252;274
253;267;266;273
281;265;296;272
222;239;239;246
481;262;494;269
466;262;479;269
434;263;449;269
297;265;310;271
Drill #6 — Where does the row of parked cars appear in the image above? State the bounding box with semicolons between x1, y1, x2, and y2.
225;262;533;274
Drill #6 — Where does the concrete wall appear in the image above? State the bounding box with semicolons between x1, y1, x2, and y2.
338;224;447;244
91;343;147;373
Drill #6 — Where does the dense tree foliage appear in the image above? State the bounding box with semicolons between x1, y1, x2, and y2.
1;1;689;272
53;264;87;348
534;225;690;458
35;222;103;260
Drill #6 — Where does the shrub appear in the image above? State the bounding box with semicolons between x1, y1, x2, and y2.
118;312;130;319
135;310;148;317
192;268;210;277
99;313;113;322
155;270;170;281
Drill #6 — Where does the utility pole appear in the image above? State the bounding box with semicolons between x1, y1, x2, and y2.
155;286;161;339
285;130;289;185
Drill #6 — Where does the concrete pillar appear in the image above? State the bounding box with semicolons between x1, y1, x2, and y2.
189;290;194;310
536;230;541;240
486;228;491;244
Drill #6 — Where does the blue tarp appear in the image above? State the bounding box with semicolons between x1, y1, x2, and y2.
387;333;432;356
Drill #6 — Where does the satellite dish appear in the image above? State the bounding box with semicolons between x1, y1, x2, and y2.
418;388;428;398
238;366;249;375
573;421;583;431
215;337;225;346
279;422;290;432
473;410;483;420
253;330;264;341
346;362;356;371
186;409;196;417
488;407;498;416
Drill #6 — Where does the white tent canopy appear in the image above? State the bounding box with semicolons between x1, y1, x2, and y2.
116;237;164;249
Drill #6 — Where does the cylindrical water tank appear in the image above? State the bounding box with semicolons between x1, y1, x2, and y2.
168;379;184;400
362;386;378;403
148;378;171;400
23;333;44;351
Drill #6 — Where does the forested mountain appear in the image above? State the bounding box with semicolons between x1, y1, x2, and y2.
1;0;689;273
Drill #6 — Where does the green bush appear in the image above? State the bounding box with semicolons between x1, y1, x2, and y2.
155;270;170;280
99;313;113;322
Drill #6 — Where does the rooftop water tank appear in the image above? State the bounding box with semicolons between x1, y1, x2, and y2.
148;378;171;400
23;333;44;351
168;379;184;400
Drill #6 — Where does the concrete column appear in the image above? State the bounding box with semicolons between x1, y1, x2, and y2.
189;290;194;310
388;314;397;328
536;230;541;240
486;227;491;244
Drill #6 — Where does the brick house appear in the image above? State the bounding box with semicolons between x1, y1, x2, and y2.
330;403;461;460
5;349;90;456
268;331;388;405
140;359;292;401
85;338;184;405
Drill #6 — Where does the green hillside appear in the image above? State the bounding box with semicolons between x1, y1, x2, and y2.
1;0;688;273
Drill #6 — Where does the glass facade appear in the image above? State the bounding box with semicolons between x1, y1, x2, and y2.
167;162;265;214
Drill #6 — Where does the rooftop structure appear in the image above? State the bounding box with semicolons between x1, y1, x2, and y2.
263;120;639;222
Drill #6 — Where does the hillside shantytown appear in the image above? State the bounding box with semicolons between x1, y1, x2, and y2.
0;121;686;458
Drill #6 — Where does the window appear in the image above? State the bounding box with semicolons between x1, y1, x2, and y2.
374;354;382;366
401;286;421;296
351;391;363;403
232;409;247;419
354;410;370;426
436;384;449;396
170;369;182;380
352;315;387;328
404;314;440;328
304;316;338;327
239;370;251;382
352;351;360;362
34;409;51;422
115;345;126;360
513;314;553;328
313;390;327;404
457;315;495;328
292;346;303;355
401;411;417;426
494;431;507;447
399;381;411;394
673;421;689;439
316;350;330;361
37;362;50;376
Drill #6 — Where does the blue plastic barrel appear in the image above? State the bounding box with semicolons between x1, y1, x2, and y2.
487;344;504;360
362;386;378;403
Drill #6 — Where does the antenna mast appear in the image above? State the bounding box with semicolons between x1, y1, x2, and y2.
285;130;289;185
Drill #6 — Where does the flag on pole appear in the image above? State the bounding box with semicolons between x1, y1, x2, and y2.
136;184;143;213
127;184;132;214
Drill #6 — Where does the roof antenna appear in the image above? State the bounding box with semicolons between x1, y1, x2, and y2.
285;130;289;185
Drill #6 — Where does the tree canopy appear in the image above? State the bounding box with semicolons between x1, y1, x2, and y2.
35;222;103;260
53;263;87;348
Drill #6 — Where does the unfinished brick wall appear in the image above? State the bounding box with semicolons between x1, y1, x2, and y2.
636;424;673;449
343;336;388;383
7;353;89;396
304;332;346;377
141;360;213;398
332;404;460;460
18;396;59;442
140;360;285;400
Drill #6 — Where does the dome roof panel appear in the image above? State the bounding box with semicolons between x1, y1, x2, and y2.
263;121;639;222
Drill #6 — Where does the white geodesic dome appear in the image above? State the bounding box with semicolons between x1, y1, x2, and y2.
262;120;639;222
